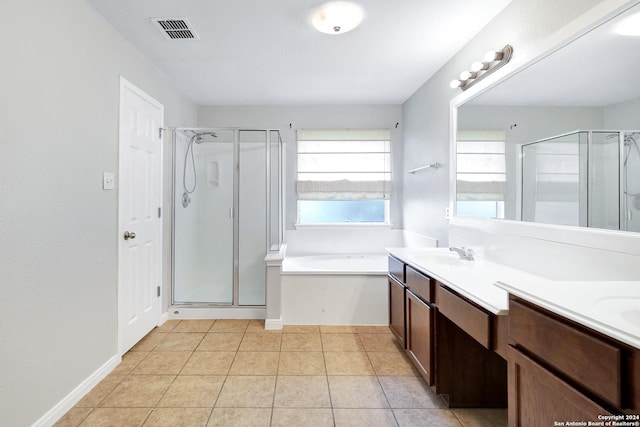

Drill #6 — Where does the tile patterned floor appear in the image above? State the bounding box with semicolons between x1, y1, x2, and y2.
55;320;507;426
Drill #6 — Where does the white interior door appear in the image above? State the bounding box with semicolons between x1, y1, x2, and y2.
118;78;163;354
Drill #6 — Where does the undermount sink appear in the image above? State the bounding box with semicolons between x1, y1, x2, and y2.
594;296;640;330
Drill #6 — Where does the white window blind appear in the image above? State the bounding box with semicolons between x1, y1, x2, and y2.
456;130;507;201
297;129;391;200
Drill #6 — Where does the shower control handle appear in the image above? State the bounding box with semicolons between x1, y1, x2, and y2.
123;231;136;240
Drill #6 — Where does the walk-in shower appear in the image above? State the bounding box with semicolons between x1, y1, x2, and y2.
171;128;283;312
521;130;640;232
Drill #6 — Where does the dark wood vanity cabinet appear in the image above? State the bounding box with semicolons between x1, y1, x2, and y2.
387;255;507;405
388;256;406;347
388;275;406;348
387;257;434;384
434;283;508;407
508;296;640;426
405;266;435;385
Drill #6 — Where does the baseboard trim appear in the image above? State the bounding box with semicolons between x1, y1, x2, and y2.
33;354;120;427
159;310;169;326
265;317;283;330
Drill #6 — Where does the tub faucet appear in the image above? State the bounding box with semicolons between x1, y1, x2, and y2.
449;246;475;261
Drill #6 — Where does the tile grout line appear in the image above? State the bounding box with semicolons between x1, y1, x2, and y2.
269;327;285;426
142;320;200;425
59;321;502;426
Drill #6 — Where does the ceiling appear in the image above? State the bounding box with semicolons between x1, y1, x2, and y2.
86;0;512;106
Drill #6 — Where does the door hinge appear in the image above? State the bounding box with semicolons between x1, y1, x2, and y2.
159;127;164;139
158;207;162;218
157;286;161;297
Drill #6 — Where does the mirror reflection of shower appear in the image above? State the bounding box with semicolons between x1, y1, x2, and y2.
182;131;219;208
521;130;640;232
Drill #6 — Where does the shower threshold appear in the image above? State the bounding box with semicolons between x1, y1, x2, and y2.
168;306;267;320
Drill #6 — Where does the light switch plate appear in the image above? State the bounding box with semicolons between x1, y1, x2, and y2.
103;172;115;190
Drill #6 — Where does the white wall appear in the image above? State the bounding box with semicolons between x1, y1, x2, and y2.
401;0;606;245
604;96;640;129
198;105;403;231
0;1;197;425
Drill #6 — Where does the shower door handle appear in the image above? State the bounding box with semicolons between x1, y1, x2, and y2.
123;231;136;240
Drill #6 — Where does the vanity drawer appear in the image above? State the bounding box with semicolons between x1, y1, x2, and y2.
405;265;434;303
388;256;405;283
436;284;490;348
509;299;622;408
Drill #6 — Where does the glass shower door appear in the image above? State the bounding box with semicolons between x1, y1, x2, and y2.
521;132;586;226
173;130;234;304
238;130;267;306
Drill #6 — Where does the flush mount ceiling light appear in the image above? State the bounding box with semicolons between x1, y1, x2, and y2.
311;1;364;35
614;12;640;36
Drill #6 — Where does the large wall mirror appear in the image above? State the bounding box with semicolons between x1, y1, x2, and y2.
455;2;640;233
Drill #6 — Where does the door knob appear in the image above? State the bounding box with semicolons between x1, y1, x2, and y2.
124;231;136;240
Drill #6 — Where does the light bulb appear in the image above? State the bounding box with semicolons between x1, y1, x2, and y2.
470;61;488;72
459;70;476;80
484;50;504;62
450;79;462;89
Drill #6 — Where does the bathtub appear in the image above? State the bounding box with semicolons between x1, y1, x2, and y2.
271;228;438;327
280;253;390;325
281;254;388;275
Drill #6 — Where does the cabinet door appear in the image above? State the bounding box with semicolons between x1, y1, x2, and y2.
406;289;433;385
389;275;406;348
508;346;611;427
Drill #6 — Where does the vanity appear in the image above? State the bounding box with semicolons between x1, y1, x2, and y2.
387;248;640;422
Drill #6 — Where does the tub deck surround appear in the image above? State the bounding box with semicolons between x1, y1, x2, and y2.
281;254;388;275
495;280;640;350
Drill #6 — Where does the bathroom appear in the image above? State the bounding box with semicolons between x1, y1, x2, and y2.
2;0;640;426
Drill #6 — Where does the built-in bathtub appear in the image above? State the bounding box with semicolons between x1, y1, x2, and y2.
275;228;437;326
282;254;388;275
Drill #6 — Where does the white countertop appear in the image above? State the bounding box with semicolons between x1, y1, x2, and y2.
387;247;543;315
495;279;640;350
387;247;640;349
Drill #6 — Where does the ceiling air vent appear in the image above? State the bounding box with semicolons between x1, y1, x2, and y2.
151;17;199;40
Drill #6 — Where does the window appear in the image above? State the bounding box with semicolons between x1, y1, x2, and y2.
456;130;506;219
297;129;391;224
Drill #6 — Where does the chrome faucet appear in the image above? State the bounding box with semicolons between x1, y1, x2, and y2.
449;246;475;261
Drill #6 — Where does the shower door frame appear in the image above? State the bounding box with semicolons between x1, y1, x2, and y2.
170;127;283;309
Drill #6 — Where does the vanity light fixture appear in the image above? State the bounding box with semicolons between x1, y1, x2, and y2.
450;45;513;91
311;1;364;35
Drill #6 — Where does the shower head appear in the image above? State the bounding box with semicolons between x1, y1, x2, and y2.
194;131;218;143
